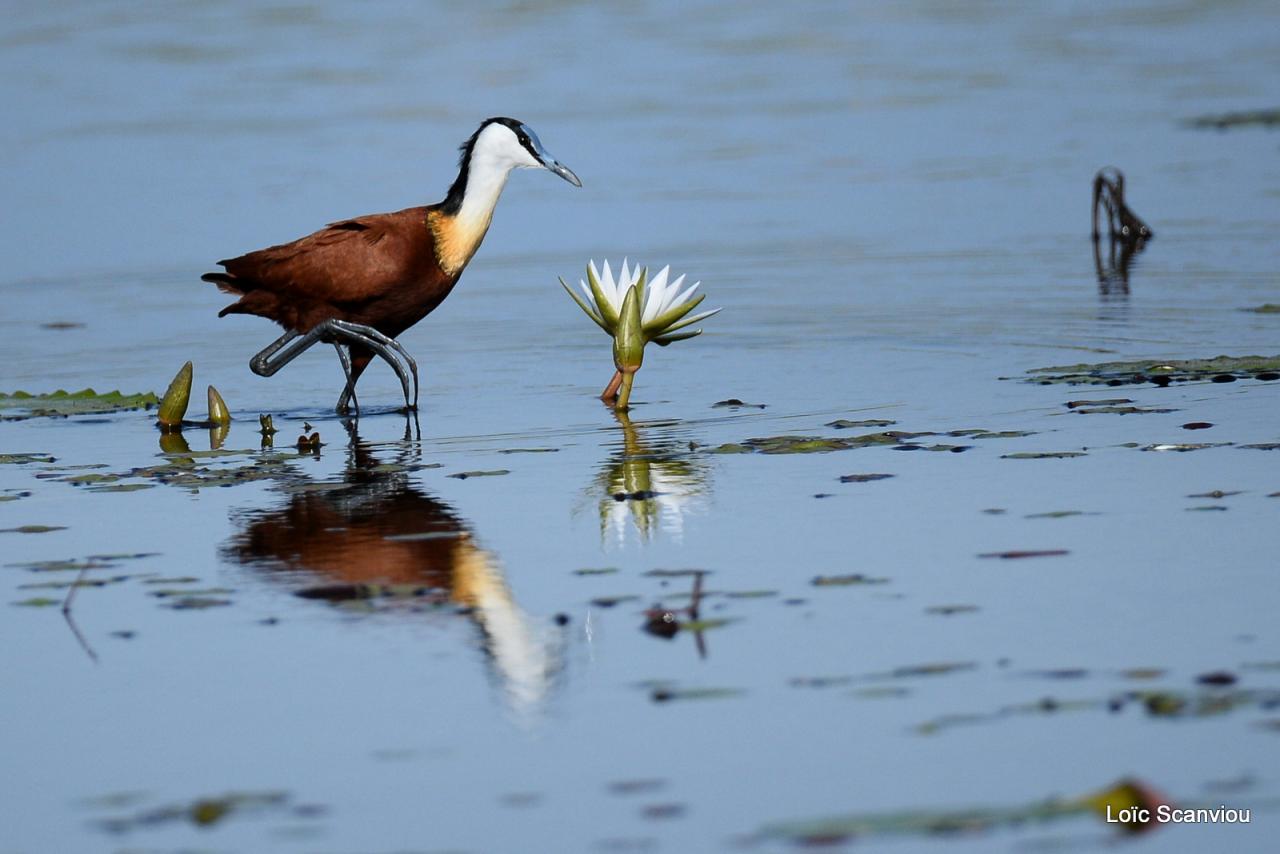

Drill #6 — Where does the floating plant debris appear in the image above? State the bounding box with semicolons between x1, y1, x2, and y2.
1141;443;1230;452
1018;354;1280;386
811;573;889;586
1073;404;1178;414
90;790;296;833
1066;398;1132;409
826;418;895;429
0;524;67;534
1001;451;1085;459
926;604;980;616
447;469;510;479
1182;422;1214;430
713;398;766;409
647;684;743;703
839;473;894;483
1244;303;1280;313
1186;108;1280;130
0;389;158;421
608;779;667;796
749;777;1180;845
11;597;62;608
978;549;1069;559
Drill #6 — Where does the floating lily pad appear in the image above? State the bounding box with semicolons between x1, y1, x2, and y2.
0;388;158;421
1018;354;1280;386
711;431;927;455
947;429;1034;439
87;483;155;493
0;453;56;464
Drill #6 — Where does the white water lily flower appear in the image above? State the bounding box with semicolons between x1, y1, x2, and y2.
560;258;721;346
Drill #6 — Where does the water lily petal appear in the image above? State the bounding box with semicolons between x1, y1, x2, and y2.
643;292;706;336
655;273;686;316
642;265;670;324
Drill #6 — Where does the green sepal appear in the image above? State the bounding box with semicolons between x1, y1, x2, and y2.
560;277;612;334
652;329;704;346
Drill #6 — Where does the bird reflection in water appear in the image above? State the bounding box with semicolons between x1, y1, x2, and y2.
587;411;712;547
222;423;560;717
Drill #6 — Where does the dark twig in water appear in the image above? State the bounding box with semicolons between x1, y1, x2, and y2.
61;564;99;663
1091;167;1152;298
1092;167;1152;242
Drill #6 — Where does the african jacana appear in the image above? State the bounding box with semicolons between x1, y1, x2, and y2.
203;117;581;414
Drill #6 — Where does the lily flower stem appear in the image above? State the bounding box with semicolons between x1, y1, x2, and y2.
601;371;623;404
615;371;636;411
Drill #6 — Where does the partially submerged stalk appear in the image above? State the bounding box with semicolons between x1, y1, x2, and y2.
207;385;231;426
157;361;193;429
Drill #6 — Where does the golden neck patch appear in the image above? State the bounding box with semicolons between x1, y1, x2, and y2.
428;209;492;277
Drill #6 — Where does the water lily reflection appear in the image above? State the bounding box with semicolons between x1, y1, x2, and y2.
222;427;560;718
589;411;712;546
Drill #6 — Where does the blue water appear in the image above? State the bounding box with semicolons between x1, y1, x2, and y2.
2;2;1279;852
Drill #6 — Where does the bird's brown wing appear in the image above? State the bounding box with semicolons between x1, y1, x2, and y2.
204;207;441;332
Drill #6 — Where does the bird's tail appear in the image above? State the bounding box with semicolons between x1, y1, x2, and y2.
202;272;251;317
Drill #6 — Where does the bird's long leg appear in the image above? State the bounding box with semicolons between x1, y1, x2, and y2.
333;343;360;417
329;319;419;410
250;321;412;413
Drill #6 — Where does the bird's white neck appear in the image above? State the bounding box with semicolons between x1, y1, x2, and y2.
431;157;515;277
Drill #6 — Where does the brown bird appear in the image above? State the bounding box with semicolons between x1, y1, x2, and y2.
202;117;581;414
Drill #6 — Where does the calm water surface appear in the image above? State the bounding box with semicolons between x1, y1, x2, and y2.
2;2;1279;852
